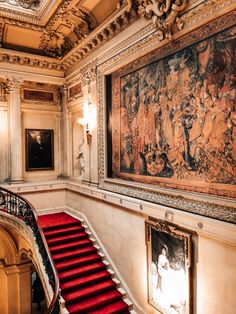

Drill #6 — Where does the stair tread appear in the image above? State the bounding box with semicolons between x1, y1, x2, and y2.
44;224;84;238
56;253;101;270
41;221;82;232
63;279;117;302
67;290;123;313
60;270;111;291
88;299;130;314
47;231;88;244
49;238;93;252
52;246;97;261
40;213;131;314
58;261;107;280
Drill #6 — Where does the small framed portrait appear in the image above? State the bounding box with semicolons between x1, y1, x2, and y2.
26;129;54;171
146;219;192;314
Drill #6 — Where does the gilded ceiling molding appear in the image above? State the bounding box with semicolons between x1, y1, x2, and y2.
0;51;63;71
62;5;139;69
0;0;41;11
0;16;43;31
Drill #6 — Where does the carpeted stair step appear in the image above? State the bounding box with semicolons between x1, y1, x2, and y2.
88;299;130;314
66;289;124;314
43;224;85;239
46;231;88;245
49;238;93;254
52;246;98;262
58;261;107;281
41;220;82;232
55;253;102;271
38;213;131;314
63;279;117;305
60;270;112;292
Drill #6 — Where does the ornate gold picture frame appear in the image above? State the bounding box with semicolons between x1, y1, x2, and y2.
146;219;192;314
26;129;54;171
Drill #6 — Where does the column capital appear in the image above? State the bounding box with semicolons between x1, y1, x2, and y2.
5;76;24;93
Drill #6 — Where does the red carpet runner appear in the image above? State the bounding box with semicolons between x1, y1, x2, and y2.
38;212;130;314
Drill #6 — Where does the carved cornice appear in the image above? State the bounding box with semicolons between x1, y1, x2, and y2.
0;69;64;85
0;51;63;70
61;4;139;69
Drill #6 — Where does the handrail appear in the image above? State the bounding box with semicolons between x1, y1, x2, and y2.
0;186;60;314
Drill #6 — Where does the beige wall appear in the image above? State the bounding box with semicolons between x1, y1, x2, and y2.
22;108;60;181
66;189;236;314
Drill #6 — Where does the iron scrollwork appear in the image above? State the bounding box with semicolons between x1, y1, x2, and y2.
0;187;59;313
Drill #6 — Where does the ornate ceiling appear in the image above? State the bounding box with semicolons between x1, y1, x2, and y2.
0;0;118;58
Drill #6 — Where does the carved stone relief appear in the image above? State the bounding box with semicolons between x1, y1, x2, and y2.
128;0;189;40
39;30;73;58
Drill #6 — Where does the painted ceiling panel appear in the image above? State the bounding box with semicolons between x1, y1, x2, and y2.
0;0;120;58
4;26;41;49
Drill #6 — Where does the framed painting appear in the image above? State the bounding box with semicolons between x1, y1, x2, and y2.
26;129;54;171
23;89;55;103
146;219;192;314
99;10;236;223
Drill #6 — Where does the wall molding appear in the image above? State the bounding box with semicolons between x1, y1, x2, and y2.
2;180;236;246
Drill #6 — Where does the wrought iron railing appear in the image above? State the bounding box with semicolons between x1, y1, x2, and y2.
0;186;60;314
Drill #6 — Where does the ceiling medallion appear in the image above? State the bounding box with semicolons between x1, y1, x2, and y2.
132;0;189;40
0;0;41;10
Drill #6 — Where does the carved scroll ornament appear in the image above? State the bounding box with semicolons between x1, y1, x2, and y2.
132;0;189;40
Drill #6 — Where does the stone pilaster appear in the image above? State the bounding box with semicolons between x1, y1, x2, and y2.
60;85;73;178
6;77;24;183
89;80;98;186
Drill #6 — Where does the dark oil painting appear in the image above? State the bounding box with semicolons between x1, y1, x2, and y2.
26;129;54;171
111;24;236;197
23;89;54;102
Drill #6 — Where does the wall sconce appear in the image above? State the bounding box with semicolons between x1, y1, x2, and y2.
78;101;96;144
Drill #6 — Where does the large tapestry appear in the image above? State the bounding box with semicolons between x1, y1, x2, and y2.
111;24;236;198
